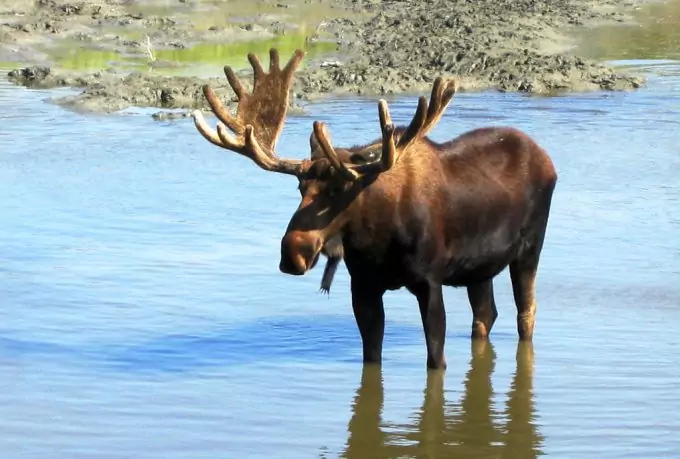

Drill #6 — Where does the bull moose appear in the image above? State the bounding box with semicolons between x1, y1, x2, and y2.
191;48;558;370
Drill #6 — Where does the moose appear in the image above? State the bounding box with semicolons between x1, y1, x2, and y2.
191;48;558;370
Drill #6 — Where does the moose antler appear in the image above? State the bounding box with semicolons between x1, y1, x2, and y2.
395;77;459;150
312;76;459;180
191;48;307;176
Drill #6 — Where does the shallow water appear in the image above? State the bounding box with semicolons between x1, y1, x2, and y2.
1;57;679;458
51;31;337;77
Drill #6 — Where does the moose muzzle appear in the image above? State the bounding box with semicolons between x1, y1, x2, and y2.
279;230;323;275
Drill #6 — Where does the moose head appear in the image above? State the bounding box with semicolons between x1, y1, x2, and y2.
192;48;458;278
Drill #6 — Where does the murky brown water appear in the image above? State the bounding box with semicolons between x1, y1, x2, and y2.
0;5;679;459
579;0;680;61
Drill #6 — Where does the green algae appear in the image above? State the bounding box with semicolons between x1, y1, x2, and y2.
578;0;680;61
47;32;338;77
153;34;338;72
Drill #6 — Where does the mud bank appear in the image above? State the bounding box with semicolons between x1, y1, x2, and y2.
2;0;646;117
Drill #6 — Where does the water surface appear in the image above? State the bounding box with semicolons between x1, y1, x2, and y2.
1;45;679;459
579;0;680;61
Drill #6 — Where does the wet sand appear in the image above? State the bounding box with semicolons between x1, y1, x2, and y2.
1;0;647;117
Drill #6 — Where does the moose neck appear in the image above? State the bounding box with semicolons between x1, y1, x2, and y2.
342;142;443;253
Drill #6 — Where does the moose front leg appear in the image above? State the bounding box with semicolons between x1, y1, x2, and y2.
350;279;386;364
413;282;447;370
467;279;498;340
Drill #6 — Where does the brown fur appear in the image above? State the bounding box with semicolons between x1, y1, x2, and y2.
193;49;558;370
280;124;557;370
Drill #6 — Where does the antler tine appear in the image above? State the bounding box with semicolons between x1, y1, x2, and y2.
247;52;266;82
390;76;459;153
308;97;405;181
441;78;459;108
215;124;270;167
269;48;280;72
282;49;306;78
313;122;359;181
378;100;397;171
192;109;228;148
329;99;397;179
424;77;446;128
394;95;428;150
302;77;459;182
192;48;308;177
378;97;392;128
192;110;300;174
393;77;442;149
419;76;459;137
224;66;246;100
203;84;243;134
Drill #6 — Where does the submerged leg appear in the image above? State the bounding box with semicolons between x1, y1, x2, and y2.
509;261;539;340
467;279;498;340
351;279;386;364
413;282;447;370
510;187;554;340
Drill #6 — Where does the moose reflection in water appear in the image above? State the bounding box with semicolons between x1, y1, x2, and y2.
192;48;558;370
341;341;543;458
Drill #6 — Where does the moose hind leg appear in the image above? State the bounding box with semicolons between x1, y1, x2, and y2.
510;223;550;341
509;260;540;341
510;183;555;340
413;282;447;370
467;279;498;340
351;279;386;364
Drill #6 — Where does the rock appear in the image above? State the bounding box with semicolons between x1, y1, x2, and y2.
7;65;51;86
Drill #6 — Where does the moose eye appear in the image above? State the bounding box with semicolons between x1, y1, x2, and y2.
326;180;346;198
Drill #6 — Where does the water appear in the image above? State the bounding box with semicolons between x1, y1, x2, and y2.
1;48;680;459
51;32;337;77
580;0;680;61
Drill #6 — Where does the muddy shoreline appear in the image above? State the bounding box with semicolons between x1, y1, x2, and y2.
1;0;646;118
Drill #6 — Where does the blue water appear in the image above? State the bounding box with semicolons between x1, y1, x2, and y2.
1;59;679;458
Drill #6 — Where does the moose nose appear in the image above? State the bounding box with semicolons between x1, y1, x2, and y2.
279;231;320;276
279;254;307;276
